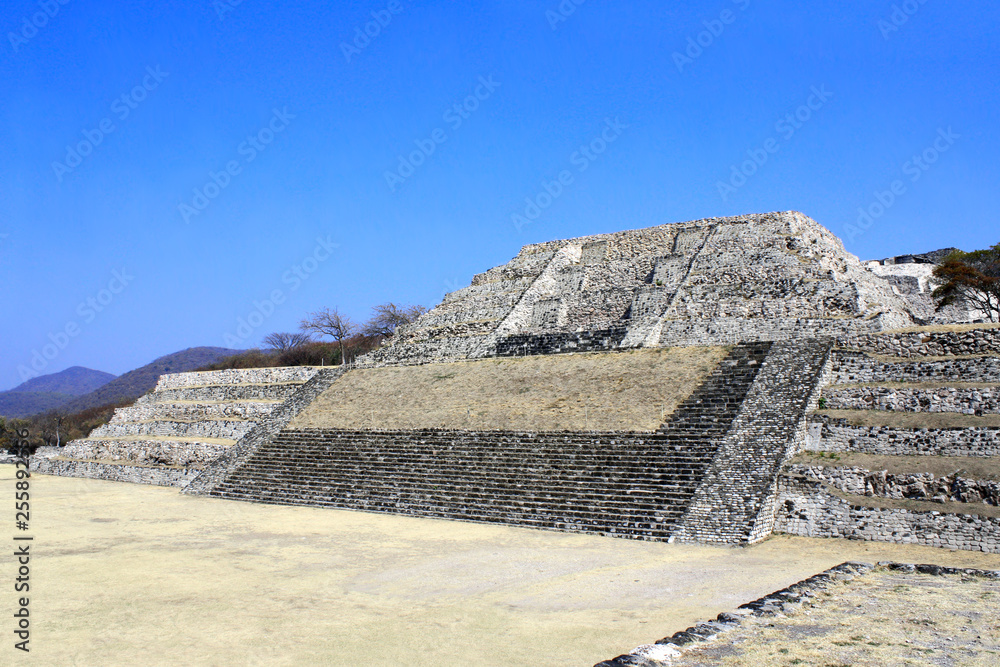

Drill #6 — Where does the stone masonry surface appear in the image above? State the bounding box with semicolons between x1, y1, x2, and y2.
672;340;832;544
196;345;776;540
824;386;1000;414
37;367;321;487
362;211;914;366
787;464;1000;505
829;350;1000;384
837;327;1000;358
774;476;1000;553
30;457;201;487
184;368;346;495
804;415;1000;457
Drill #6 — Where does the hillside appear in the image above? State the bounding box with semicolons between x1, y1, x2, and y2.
58;347;244;413
0;391;77;418
11;366;116;396
0;366;117;418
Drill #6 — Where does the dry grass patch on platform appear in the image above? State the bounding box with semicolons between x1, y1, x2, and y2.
292;347;730;432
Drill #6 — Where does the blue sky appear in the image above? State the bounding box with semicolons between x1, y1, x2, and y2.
1;0;997;389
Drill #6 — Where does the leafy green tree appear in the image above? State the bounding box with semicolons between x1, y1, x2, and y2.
933;244;1000;322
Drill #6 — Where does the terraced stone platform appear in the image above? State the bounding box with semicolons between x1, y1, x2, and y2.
207;344;778;540
32;367;321;486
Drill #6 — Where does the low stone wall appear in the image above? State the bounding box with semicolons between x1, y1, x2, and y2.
774;476;1000;553
111;401;280;423
139;384;299;403
49;439;232;468
154;367;320;390
91;419;255;440
30;456;201;487
804;417;1000;457
824;386;999;414
837;328;1000;358
656;316;903;348
787;464;1000;505
829;350;1000;385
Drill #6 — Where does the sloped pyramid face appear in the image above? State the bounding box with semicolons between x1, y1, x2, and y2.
363;211;915;366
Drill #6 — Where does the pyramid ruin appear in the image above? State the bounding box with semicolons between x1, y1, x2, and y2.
33;211;1000;552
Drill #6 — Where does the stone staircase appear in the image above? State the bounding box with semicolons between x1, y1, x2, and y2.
207;344;772;539
32;367;321;486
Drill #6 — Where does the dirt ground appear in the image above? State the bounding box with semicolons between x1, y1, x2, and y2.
8;469;1000;666
671;569;1000;666
291;347;729;432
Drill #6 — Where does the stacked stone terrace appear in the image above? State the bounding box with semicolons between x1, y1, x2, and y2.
205;344;777;539
33;367;320;487
776;326;1000;553
362;211;915;366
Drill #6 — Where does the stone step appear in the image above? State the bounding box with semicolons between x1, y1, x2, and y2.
139;384;299;403
110;401;281;423
90;419;255;440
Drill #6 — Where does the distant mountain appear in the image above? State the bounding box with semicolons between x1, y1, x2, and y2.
0;366;117;418
10;366;116;396
0;391;77;419
58;347;244;414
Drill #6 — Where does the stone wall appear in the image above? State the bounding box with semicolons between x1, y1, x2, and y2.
184;368;346;495
672;340;832;544
837;328;1000;358
804;416;1000;457
44;439;231;468
775;476;1000;553
363;211;916;366
824;386;999;414
31;456;201;487
153;367;320;390
829;350;1000;385
787;464;1000;505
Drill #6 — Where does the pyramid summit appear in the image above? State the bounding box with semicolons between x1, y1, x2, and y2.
364;211;916;366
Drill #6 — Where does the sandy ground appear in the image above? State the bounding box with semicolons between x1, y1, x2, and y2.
291;347;729;432
672;570;1000;666
8;469;1000;666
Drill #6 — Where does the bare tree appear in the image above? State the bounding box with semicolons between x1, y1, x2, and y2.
300;307;357;364
363;302;428;338
263;332;312;352
933;245;1000;322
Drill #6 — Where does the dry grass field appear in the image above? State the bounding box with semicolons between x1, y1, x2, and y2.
291;347;730;432
14;469;1000;666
